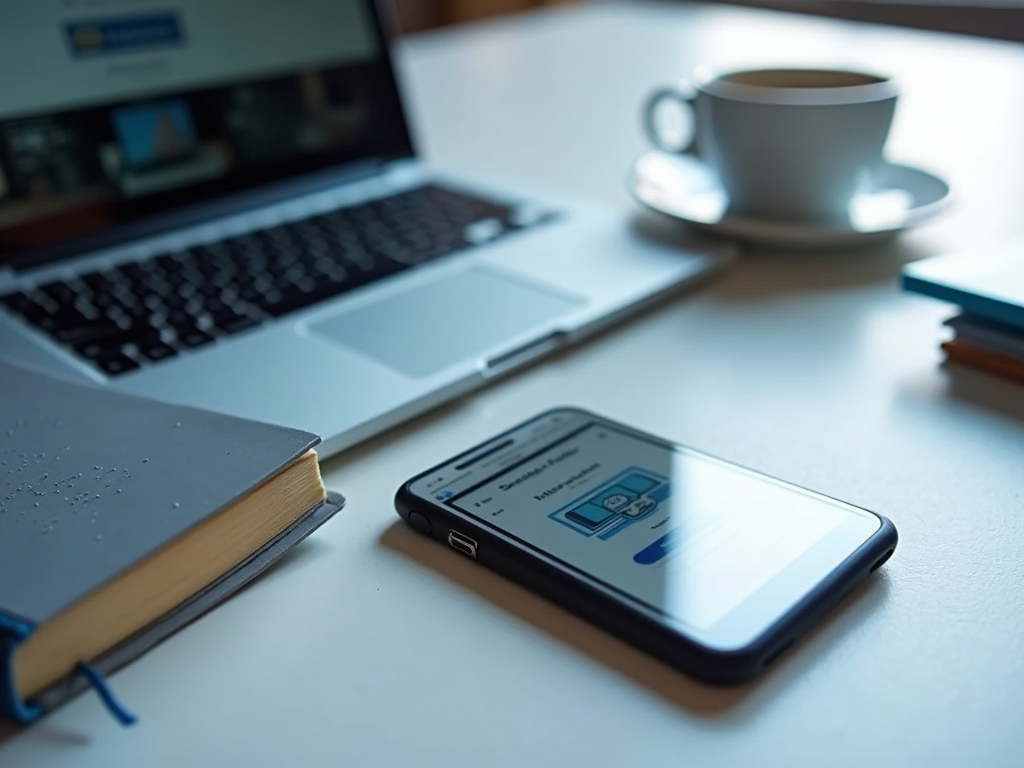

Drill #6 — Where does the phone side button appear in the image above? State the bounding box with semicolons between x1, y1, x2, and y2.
408;511;433;536
447;530;479;559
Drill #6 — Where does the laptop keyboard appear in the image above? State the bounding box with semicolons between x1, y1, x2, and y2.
0;184;557;376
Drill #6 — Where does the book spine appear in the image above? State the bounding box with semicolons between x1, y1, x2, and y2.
0;613;41;724
1;614;136;725
902;274;1024;331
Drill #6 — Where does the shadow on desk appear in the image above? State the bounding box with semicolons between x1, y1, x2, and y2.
0;719;18;744
632;211;935;304
938;361;1024;427
0;718;87;749
379;520;892;720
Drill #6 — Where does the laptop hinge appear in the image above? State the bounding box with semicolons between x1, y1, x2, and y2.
381;157;427;184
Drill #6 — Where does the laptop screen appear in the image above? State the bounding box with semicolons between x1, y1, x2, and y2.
0;0;413;264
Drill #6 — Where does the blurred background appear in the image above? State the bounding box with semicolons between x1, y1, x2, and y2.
390;0;1024;41
391;0;574;33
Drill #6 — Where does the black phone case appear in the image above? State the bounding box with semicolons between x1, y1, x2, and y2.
394;410;898;684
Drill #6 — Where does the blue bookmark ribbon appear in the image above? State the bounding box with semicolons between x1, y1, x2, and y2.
75;662;138;726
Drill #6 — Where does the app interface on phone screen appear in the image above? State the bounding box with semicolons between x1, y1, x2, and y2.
446;422;856;633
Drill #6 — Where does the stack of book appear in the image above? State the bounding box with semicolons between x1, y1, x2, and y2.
902;240;1024;384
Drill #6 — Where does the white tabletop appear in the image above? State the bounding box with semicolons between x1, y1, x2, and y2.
5;2;1024;766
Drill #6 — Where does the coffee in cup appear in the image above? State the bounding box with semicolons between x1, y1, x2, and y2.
643;68;899;224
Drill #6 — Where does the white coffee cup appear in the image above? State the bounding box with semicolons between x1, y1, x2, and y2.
643;68;899;224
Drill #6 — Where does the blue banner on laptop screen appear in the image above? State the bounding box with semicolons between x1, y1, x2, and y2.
112;99;198;169
64;12;186;58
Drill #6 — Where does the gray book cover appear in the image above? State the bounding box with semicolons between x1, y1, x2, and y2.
0;359;343;723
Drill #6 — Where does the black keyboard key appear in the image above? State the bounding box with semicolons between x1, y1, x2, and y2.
259;284;342;318
339;249;378;272
1;291;39;317
235;283;269;305
54;321;124;345
108;303;150;325
113;262;147;284
153;253;185;273
74;341;120;361
96;353;141;376
176;327;215;349
66;321;160;350
124;321;164;343
213;313;261;336
39;281;79;306
160;292;189;312
82;272;117;293
142;277;176;298
162;308;199;328
137;341;178;363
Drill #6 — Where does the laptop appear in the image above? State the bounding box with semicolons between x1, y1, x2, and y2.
0;0;729;457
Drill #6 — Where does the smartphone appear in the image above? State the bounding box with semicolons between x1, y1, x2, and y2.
395;408;897;683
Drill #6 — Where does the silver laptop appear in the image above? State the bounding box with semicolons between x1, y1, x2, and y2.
0;0;729;457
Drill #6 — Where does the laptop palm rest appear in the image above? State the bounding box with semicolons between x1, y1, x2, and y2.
308;267;583;378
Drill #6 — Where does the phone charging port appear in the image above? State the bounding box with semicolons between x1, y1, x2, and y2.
447;530;478;559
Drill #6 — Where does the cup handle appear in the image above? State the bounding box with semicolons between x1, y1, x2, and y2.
643;82;698;155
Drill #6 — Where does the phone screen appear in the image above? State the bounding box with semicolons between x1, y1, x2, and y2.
413;413;882;650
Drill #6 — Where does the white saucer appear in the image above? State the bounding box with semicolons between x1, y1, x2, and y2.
629;151;951;247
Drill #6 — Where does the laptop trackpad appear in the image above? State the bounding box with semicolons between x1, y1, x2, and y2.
308;268;583;378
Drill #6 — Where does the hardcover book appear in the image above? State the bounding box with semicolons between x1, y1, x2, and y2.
0;360;343;724
902;240;1024;330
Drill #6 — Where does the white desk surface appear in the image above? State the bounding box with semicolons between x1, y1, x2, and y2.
5;2;1024;766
